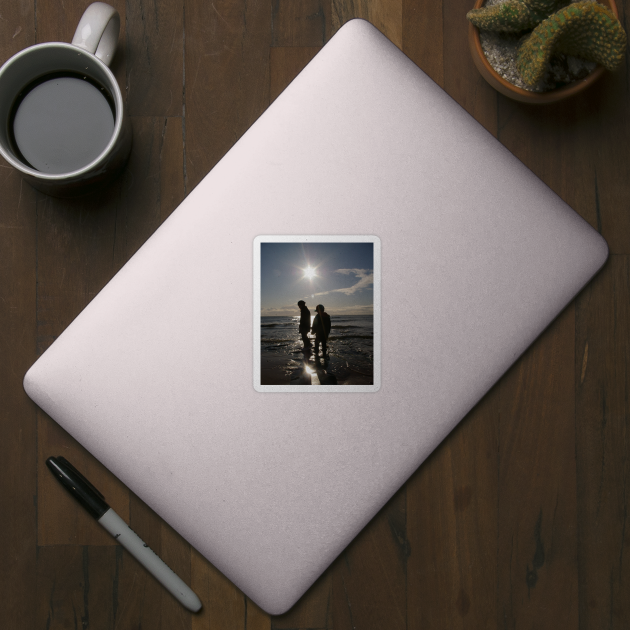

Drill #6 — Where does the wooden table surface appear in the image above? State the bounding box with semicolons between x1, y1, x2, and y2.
1;0;629;628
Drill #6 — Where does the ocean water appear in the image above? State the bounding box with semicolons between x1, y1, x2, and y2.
260;314;374;385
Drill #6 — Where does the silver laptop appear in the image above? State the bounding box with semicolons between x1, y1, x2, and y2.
24;19;607;614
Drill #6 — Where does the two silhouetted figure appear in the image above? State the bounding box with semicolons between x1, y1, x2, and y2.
311;304;331;356
297;301;331;356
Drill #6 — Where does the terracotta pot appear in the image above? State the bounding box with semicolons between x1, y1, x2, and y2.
468;0;619;103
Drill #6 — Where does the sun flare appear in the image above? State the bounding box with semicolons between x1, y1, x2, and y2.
303;266;316;280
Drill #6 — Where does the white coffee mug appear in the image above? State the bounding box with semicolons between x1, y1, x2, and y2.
0;2;132;197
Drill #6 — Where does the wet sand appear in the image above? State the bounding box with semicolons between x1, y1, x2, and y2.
260;354;294;385
260;341;373;387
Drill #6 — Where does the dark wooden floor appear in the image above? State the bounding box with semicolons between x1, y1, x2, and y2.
1;0;629;628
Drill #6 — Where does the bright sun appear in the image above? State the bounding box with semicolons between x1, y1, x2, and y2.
304;266;316;280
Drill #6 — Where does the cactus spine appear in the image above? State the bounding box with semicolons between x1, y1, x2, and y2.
516;1;627;85
467;0;568;33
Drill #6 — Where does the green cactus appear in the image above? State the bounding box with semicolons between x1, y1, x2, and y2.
467;0;568;33
516;1;627;85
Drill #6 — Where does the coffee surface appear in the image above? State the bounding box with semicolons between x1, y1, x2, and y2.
12;74;115;174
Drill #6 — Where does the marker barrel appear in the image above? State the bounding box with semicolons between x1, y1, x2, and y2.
99;508;202;612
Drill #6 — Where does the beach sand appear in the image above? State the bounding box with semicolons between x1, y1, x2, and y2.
260;340;373;387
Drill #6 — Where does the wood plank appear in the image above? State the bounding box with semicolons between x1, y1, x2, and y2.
0;128;38;630
189;547;270;629
36;545;118;630
33;188;121;355
37;416;129;546
493;57;629;256
184;0;272;192
271;573;332;629
497;305;578;628
159;117;187;220
575;256;630;629
330;486;407;630
331;0;403;48
492;61;617;630
443;0;497;131
402;0;444;88
492;33;626;627
0;0;36;56
0;5;39;629
496;97;597;221
126;0;183;117
247;600;272;630
270;47;321;103
271;0;331;46
407;391;499;629
190;549;247;630
583;72;630;254
108;494;193;629
157;518;196;629
112;116;185;270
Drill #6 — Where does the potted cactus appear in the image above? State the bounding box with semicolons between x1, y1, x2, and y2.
467;0;627;103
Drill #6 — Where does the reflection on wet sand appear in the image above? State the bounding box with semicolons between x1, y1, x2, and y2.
289;349;338;386
260;313;374;386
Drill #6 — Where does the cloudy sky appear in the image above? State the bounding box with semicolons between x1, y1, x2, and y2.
260;242;374;317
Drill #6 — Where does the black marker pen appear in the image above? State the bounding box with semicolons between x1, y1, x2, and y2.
46;456;202;612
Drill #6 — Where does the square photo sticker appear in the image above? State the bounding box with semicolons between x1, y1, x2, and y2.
254;236;381;392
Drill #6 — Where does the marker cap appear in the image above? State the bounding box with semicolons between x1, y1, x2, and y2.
46;456;110;519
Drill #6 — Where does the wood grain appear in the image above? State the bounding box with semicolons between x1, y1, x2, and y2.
37;416;129;546
270;47;322;103
576;256;630;629
125;0;184;117
584;72;630;254
0;142;38;630
271;572;332;629
443;0;497;131
0;5;38;629
271;0;332;46
493;58;630;258
331;486;408;630
407;391;499;629
184;0;271;191
114;495;193;629
403;0;444;88
191;549;250;630
36;545;119;630
497;304;579;629
332;0;403;48
111;116;185;270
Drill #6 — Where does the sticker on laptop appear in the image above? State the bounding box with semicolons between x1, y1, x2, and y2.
254;235;381;392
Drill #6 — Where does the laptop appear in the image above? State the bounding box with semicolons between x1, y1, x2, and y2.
23;19;608;614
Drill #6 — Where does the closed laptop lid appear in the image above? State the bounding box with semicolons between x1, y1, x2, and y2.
24;19;607;614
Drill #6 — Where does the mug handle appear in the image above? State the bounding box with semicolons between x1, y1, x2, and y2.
71;2;120;67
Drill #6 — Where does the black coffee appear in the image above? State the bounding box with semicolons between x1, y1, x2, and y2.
10;73;115;174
